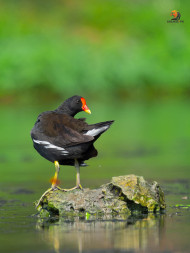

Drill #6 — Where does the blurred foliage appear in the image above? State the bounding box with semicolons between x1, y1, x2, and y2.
0;0;189;102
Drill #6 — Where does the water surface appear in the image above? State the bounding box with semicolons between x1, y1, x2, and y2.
0;99;190;252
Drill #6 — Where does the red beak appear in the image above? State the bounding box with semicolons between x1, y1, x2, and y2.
81;97;91;114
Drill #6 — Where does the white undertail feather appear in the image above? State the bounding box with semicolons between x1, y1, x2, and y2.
33;140;49;145
33;139;69;155
84;126;109;137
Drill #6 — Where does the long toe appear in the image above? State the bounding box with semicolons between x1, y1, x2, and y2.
77;184;83;190
54;186;69;192
35;188;53;208
58;185;83;192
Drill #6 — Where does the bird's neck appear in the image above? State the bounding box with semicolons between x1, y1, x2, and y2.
55;105;77;117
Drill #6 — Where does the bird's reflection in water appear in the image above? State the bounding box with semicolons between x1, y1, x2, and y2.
36;214;165;253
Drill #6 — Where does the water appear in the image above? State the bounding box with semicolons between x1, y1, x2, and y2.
0;99;190;252
0;194;190;253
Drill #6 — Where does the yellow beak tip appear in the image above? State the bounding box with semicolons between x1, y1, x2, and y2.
85;109;91;114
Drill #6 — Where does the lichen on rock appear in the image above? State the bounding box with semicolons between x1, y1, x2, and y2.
111;175;166;211
36;174;166;218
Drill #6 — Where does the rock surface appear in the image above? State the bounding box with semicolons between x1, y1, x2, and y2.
37;174;166;218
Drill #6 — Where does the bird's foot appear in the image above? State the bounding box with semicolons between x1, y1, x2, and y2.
35;185;82;208
52;186;68;192
35;188;53;208
35;185;68;208
78;184;83;190
60;184;83;192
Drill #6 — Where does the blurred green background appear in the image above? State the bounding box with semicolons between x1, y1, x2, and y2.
0;0;190;193
0;0;189;103
1;1;190;252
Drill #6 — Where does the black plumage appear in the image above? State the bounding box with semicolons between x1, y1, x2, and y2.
31;95;114;195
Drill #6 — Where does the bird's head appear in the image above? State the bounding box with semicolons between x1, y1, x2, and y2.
57;95;91;116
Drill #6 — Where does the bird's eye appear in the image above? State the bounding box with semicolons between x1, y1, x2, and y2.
76;99;80;104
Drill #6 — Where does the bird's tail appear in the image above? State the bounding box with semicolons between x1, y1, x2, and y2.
84;120;114;137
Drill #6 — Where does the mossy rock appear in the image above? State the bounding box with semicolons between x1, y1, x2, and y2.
36;174;166;218
111;175;166;211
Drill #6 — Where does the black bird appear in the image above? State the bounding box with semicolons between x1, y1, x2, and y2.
31;95;114;204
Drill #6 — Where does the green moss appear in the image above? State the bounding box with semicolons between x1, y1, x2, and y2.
119;196;125;201
39;209;50;218
47;202;56;209
85;212;91;220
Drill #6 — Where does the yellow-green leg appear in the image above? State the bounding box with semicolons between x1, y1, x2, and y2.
75;159;82;189
51;161;60;189
36;161;62;208
62;159;83;191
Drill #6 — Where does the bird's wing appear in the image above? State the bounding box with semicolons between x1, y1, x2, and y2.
82;120;114;137
31;112;94;147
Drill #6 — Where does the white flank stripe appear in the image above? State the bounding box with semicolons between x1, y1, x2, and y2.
33;139;69;154
84;126;109;137
33;139;50;145
45;143;65;151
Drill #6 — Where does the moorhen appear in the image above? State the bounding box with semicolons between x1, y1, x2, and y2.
31;95;114;206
